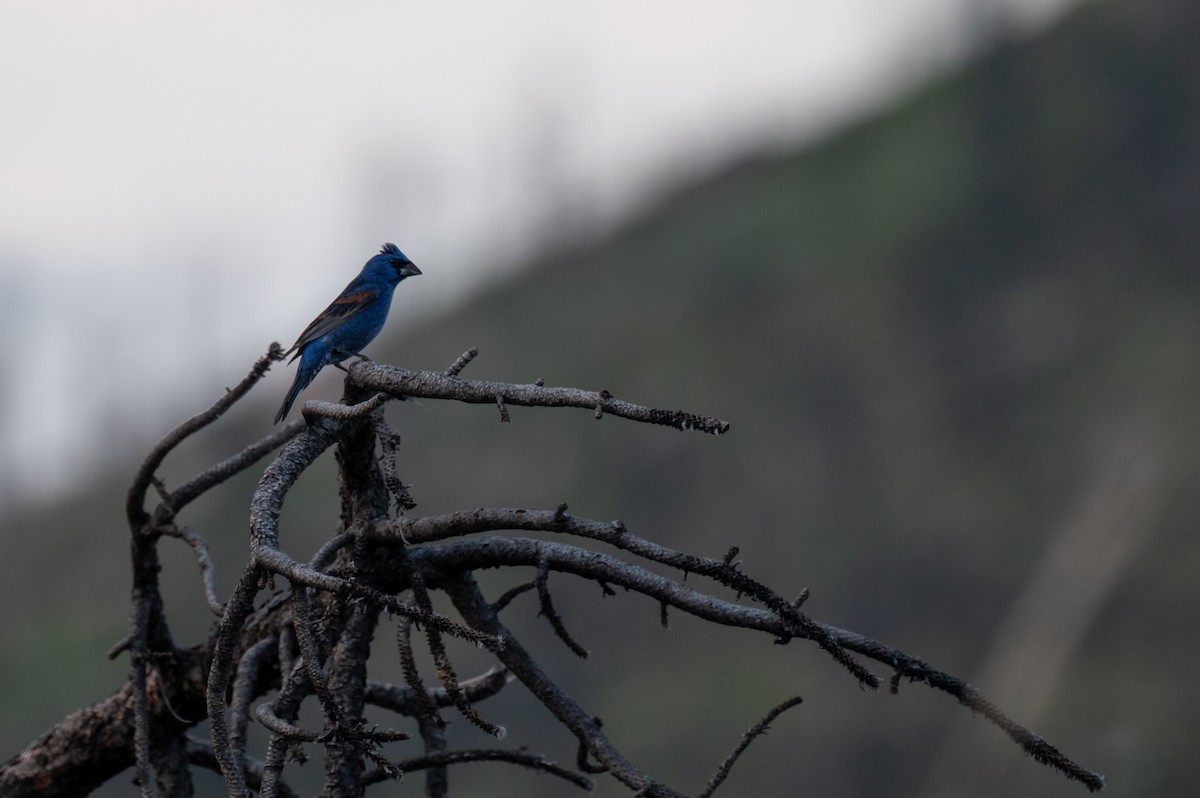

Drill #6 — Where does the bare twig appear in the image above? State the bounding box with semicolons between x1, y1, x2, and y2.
699;696;804;797
364;666;512;715
536;558;588;658
443;347;479;377
396;615;449;796
373;412;416;513
150;422;304;529
491;580;536;612
363;749;593;790
410;568;507;739
127;343;283;529
161;524;225;616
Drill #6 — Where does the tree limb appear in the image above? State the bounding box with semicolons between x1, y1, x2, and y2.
1;348;1104;797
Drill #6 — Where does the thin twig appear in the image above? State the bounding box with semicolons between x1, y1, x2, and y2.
699;696;804;797
396;614;450;796
161;524;224;615
127;343;283;528
491;581;536;613
364;666;512;715
410;568;506;738
362;749;593;790
374;413;416;513
150;422;304;529
396;616;443;725
536;558;588;658
443;347;479;377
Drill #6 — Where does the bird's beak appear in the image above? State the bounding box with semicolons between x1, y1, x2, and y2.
403;263;422;277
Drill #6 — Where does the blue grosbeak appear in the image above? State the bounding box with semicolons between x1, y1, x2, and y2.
274;243;421;423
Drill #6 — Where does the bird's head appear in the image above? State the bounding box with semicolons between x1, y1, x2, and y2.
367;242;422;282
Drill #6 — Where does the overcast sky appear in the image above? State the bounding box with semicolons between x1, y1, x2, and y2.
0;0;1082;509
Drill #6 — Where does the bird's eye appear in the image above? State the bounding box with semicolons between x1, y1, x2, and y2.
389;258;401;266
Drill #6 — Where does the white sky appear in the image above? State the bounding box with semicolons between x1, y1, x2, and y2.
0;0;1082;509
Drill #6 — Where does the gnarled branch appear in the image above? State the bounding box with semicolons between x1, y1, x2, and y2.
1;347;1103;798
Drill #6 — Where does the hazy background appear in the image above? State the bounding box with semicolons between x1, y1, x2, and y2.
7;0;1200;796
0;0;1073;507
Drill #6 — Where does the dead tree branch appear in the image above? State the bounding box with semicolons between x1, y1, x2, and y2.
0;346;1104;797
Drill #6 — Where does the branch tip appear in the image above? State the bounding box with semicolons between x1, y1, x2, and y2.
444;347;480;377
700;696;805;798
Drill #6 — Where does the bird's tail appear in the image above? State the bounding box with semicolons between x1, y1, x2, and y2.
274;363;320;424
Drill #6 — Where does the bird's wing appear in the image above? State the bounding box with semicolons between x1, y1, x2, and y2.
283;285;380;361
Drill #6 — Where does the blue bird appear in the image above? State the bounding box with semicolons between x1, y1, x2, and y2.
274;243;421;423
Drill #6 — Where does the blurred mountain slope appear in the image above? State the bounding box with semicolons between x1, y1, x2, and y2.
4;0;1200;795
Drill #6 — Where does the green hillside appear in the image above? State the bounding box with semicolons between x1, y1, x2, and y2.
5;0;1200;794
